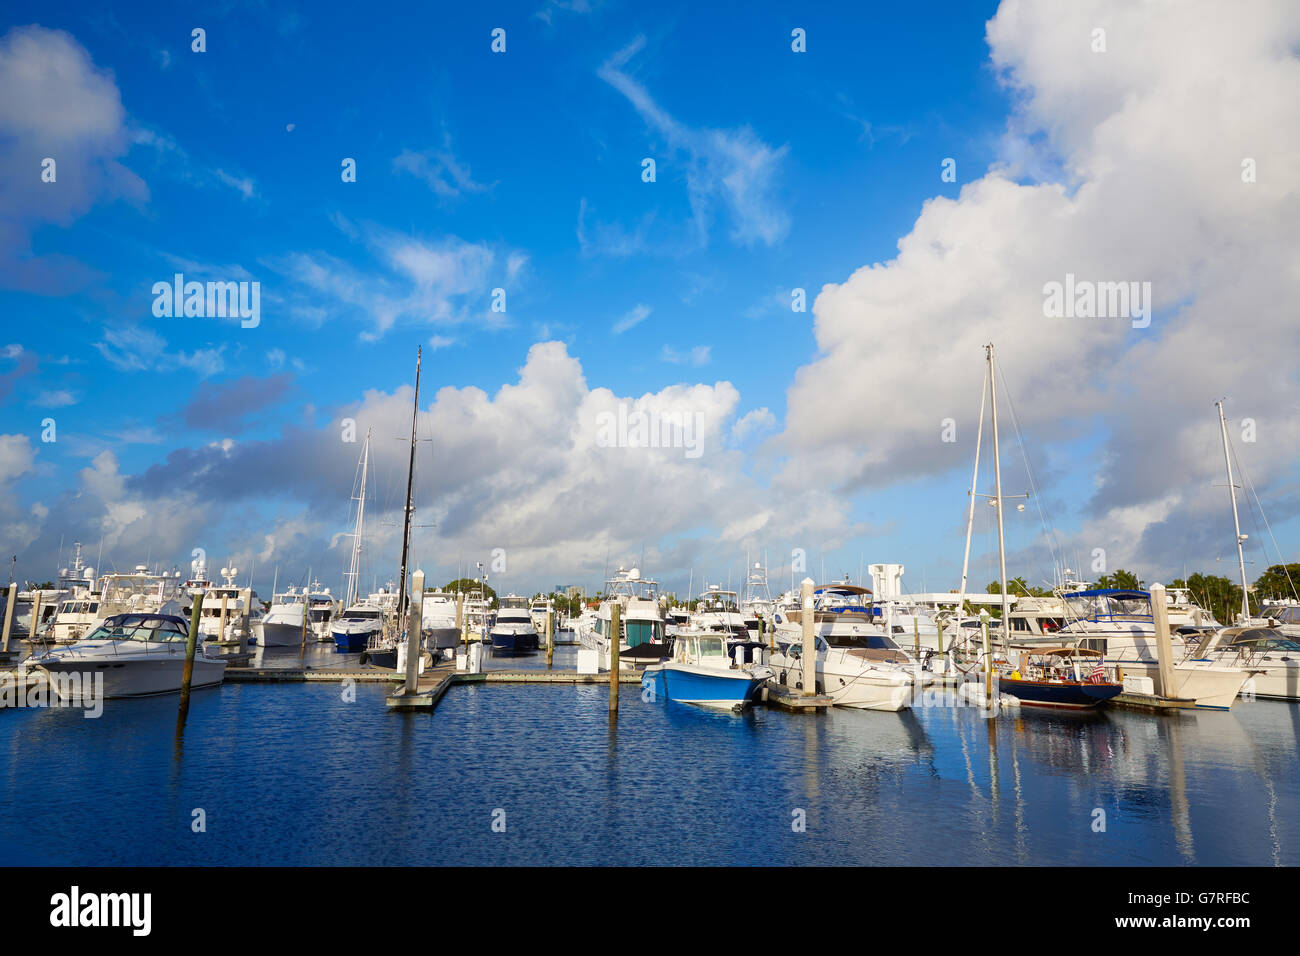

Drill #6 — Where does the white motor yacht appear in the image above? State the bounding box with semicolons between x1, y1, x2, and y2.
1056;588;1251;709
30;611;226;699
769;630;929;711
490;596;540;655
1191;625;1299;701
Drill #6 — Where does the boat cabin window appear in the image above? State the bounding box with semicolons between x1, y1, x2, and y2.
88;615;188;643
625;620;661;647
825;632;900;650
697;636;726;657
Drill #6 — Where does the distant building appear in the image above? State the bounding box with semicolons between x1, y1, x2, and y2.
554;584;583;600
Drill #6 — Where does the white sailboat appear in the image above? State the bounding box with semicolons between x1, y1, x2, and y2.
333;430;384;654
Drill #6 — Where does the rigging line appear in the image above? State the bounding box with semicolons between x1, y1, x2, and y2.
1227;423;1298;602
995;357;1064;582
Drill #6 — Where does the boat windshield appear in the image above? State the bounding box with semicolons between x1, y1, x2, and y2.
696;636;727;657
86;615;189;643
825;632;900;650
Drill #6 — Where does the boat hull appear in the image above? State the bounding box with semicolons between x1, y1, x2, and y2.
1117;660;1249;709
641;662;769;709
40;655;226;700
490;629;539;655
997;677;1123;710
332;626;378;653
260;621;305;648
360;647;398;668
423;625;461;650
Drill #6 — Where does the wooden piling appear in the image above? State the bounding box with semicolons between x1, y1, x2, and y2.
403;571;426;694
913;615;920;656
609;603;620;713
178;592;203;723
800;577;815;696
299;589;309;655
1;582;16;654
545;606;554;668
219;592;229;644
462;595;473;655
1150;582;1175;699
239;587;251;654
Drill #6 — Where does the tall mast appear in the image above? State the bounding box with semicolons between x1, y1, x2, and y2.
396;347;422;632
987;344;1010;649
959;363;989;605
343;429;371;609
1216;399;1250;621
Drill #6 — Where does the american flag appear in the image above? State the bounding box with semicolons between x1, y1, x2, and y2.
1088;658;1107;684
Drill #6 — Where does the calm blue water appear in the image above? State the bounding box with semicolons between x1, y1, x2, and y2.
3;657;1298;865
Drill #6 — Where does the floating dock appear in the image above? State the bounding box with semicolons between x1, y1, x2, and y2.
762;684;834;712
1110;691;1196;712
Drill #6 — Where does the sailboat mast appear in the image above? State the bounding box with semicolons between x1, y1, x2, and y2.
987;344;1010;649
959;365;989;605
343;430;371;609
396;348;422;631
1216;399;1250;620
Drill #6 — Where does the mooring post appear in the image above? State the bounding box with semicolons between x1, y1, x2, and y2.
238;587;251;654
299;590;309;655
609;603;621;713
219;592;229;645
1;582;16;654
545;606;554;668
458;591;466;651
178;592;203;721
403;570;425;694
800;577;815;696
1151;582;1174;698
913;614;920;656
980;608;993;708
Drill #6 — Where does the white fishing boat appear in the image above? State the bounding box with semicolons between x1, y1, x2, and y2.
30;611;226;699
642;631;772;710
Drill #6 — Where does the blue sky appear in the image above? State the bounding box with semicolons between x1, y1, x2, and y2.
2;1;1298;602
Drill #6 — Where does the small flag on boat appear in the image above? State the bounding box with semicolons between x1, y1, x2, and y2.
1088;659;1106;684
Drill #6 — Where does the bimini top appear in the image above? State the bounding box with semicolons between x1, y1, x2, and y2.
1066;589;1149;600
103;612;189;630
814;584;873;596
